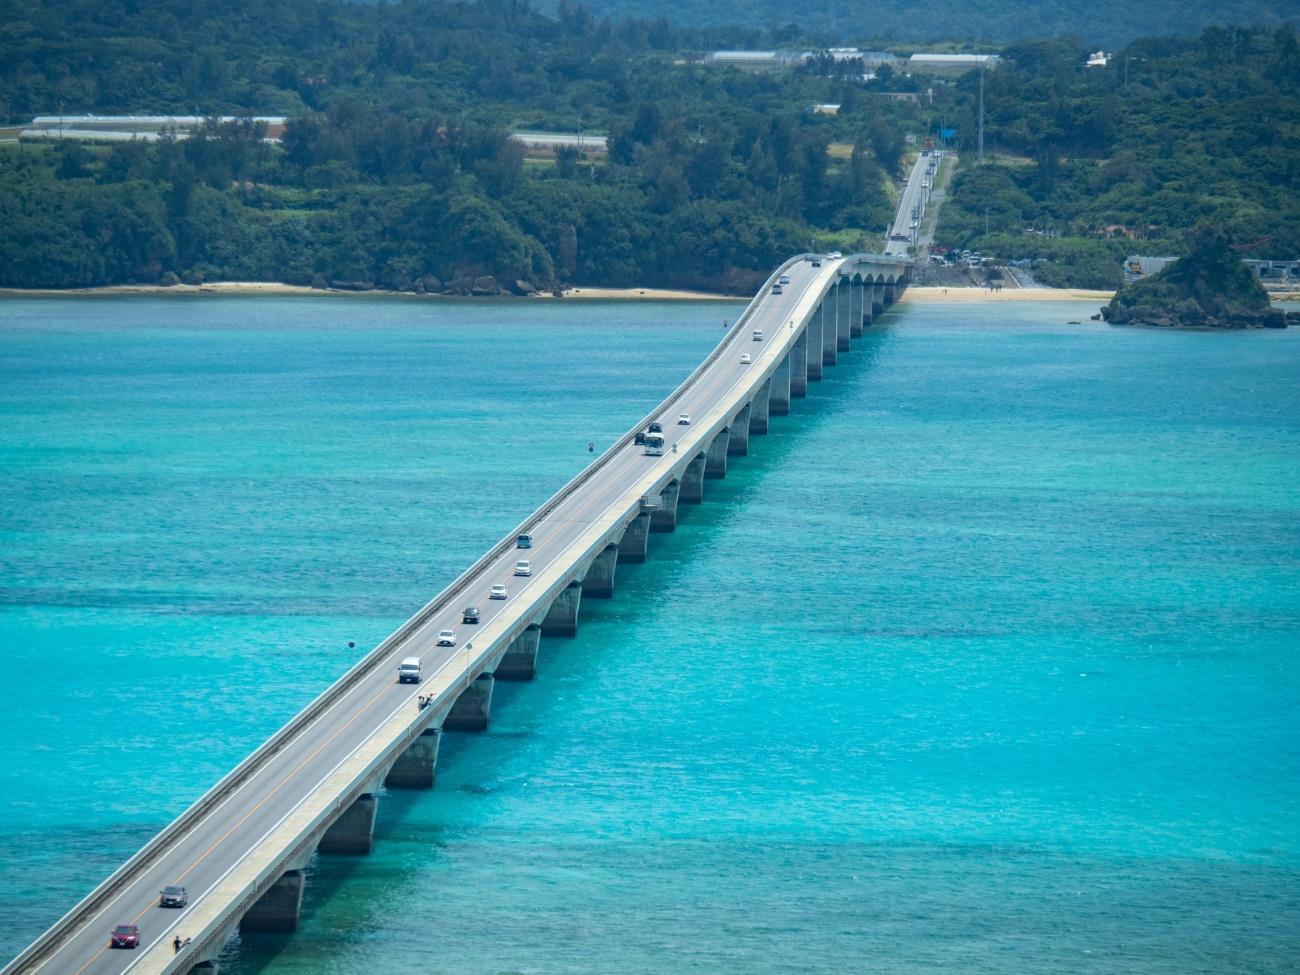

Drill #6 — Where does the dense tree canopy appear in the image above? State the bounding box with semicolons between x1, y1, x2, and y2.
0;0;906;290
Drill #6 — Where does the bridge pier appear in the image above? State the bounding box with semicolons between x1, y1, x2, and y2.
445;673;495;731
836;282;853;350
728;404;751;456
582;544;619;598
319;792;377;855
790;330;808;397
650;479;680;532
805;310;822;381
496;624;541;680
705;428;730;478
821;299;838;367
241;870;304;932
770;354;791;415
541;581;583;636
872;284;885;317
883;281;896;306
679;453;707;503
385;729;440;788
749;380;771;435
617;512;650;563
849;282;864;337
862;282;875;329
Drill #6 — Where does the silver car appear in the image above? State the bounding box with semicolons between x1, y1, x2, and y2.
490;583;509;599
514;560;532;577
437;628;456;647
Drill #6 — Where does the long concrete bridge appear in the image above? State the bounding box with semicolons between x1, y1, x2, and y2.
4;251;910;975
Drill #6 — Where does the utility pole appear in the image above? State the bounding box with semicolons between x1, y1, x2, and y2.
977;62;985;165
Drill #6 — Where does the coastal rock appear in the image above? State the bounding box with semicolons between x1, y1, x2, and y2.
158;271;180;287
420;275;442;293
330;279;373;292
1102;226;1285;329
513;279;537;295
471;275;497;295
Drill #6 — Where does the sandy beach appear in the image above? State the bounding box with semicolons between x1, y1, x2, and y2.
0;281;738;300
898;286;1114;303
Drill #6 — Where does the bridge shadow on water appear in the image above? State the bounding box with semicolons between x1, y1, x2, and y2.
221;313;903;975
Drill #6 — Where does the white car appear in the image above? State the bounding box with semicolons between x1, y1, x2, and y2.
490;583;508;600
826;251;842;259
677;414;691;425
436;628;457;647
740;353;751;364
514;560;532;576
778;274;790;284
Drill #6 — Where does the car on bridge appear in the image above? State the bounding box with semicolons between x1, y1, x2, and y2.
779;274;790;285
159;885;188;908
771;283;783;294
462;606;480;624
398;657;421;683
514;560;532;576
752;329;763;341
437;628;457;646
109;925;139;949
490;583;509;600
740;353;751;364
516;533;532;549
677;413;691;425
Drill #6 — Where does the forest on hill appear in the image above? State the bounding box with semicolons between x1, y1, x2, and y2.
932;27;1300;288
550;0;1300;45
1;0;1297;291
0;0;907;290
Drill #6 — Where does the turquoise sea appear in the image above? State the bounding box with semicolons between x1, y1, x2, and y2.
1;295;1297;973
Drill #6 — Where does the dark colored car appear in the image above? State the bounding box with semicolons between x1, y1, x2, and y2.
110;924;140;949
159;885;188;908
462;606;480;624
516;533;533;549
634;431;647;445
648;421;663;434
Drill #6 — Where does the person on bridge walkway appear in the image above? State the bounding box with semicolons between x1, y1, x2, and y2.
173;936;182;954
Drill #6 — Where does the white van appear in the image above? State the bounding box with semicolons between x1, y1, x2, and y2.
752;329;763;342
398;656;422;684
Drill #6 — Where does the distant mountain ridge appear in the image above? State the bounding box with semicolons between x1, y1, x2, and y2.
535;0;1300;44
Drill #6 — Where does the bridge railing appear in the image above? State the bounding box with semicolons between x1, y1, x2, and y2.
1;254;811;975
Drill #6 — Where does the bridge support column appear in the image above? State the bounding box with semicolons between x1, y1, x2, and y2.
496;624;541;680
850;282;865;337
728;404;751;456
862;282;876;329
884;281;896;306
445;673;495;731
790;330;808;397
541;581;583;636
822;290;839;367
679;453;706;503
749;380;771;435
617;512;650;563
582;544;618;598
837;282;853;350
319;793;378;855
806;309;822;381
650;479;680;532
770;354;791;414
241;870;304;932
385;729;440;788
872;285;885;317
705;429;730;478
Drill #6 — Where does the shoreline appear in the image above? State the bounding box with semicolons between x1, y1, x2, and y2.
2;281;1294;305
0;281;740;301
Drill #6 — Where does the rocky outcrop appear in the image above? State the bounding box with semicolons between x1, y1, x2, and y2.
1102;227;1285;329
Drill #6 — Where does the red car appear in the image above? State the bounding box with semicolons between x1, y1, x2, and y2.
109;924;139;949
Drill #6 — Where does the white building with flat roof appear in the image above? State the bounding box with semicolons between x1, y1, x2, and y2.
906;53;1000;74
